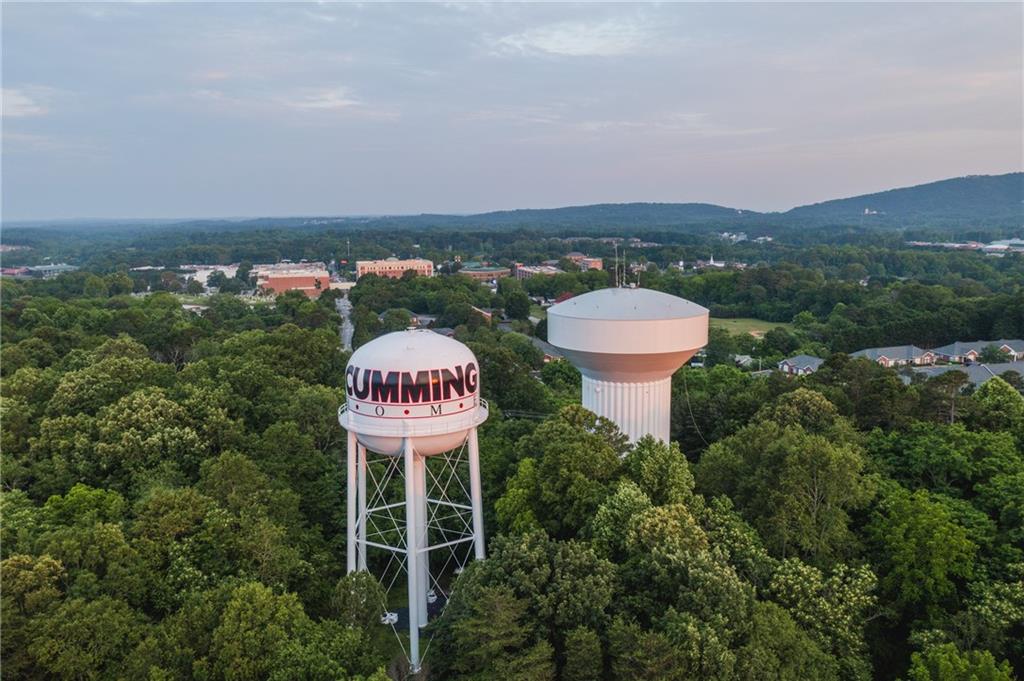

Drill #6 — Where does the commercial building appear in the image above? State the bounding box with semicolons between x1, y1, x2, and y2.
356;258;434;280
459;265;511;282
24;264;78;279
181;264;239;286
259;271;331;298
514;264;562;280
252;262;331;298
564;252;603;271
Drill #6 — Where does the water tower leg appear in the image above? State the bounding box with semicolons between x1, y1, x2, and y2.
467;428;486;560
403;437;421;673
346;430;357;574
357;442;367;571
414;453;429;628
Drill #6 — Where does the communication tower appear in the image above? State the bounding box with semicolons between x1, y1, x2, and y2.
339;329;488;673
547;287;708;442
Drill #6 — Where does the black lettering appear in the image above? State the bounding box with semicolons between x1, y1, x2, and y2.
401;371;431;403
353;367;371;400
431;369;442;401
346;365;355;396
441;366;465;399
375;405;385;416
371;370;400;403
465;362;479;393
430;404;442;415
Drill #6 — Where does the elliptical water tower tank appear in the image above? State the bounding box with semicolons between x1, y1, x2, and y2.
342;329;487;456
547;288;709;443
339;329;488;673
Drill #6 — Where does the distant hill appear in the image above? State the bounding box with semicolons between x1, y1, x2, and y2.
389;174;1021;230
429;202;754;228
5;172;1020;232
785;173;1023;224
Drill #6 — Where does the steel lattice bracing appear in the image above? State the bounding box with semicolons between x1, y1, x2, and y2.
345;428;485;674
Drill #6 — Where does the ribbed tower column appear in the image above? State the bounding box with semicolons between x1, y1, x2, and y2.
582;375;672;443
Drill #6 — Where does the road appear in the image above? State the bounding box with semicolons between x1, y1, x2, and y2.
336;295;354;351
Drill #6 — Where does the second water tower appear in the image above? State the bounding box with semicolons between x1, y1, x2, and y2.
547;287;709;443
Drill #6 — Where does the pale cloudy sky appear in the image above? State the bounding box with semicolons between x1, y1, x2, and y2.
2;2;1021;220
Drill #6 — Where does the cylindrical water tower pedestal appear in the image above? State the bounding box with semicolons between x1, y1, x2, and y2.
339;329;489;674
547;287;709;443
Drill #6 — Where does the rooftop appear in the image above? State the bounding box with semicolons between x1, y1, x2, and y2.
850;345;928;361
548;286;707;322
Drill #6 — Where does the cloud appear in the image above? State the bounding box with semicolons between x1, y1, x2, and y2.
2;130;101;155
193;70;232;82
2;87;52;117
572;113;774;138
182;85;398;120
462;105;564;125
494;18;651;57
280;87;360;111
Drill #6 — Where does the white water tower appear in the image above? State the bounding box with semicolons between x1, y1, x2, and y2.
547;287;708;443
339;329;488;673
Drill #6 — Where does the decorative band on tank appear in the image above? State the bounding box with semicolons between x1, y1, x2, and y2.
347;394;480;419
345;362;479;405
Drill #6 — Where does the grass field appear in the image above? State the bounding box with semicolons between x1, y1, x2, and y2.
710;317;793;337
529;304;547;320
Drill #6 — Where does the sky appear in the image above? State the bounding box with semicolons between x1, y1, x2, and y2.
2;2;1022;220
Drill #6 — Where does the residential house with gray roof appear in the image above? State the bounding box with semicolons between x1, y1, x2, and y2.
850;345;935;368
778;354;825;376
932;340;1024;363
904;361;1024;388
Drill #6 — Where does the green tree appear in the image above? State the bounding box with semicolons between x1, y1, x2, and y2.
563;627;603;681
705;326;740;367
736;601;839;680
106;272;134;296
1;553;65;617
867;486;977;619
92;387;207;494
28;596;148;680
496;406;622;538
330;572;387;629
506;290;531;321
769;558;877;680
539;359;580;395
83;273;110;298
905;643;1013;681
697;419;873;565
46;356;175;416
448;584;555;680
624;436;698;507
979;344;1012;364
591;480;653;560
969;377;1024;439
210;582;310;681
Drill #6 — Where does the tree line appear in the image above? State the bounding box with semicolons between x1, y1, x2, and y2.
2;255;1022;680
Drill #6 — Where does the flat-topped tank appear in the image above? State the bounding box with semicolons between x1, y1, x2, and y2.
547;287;709;443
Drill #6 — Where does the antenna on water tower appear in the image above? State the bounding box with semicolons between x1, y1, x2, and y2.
613;242;619;287
339;330;489;674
